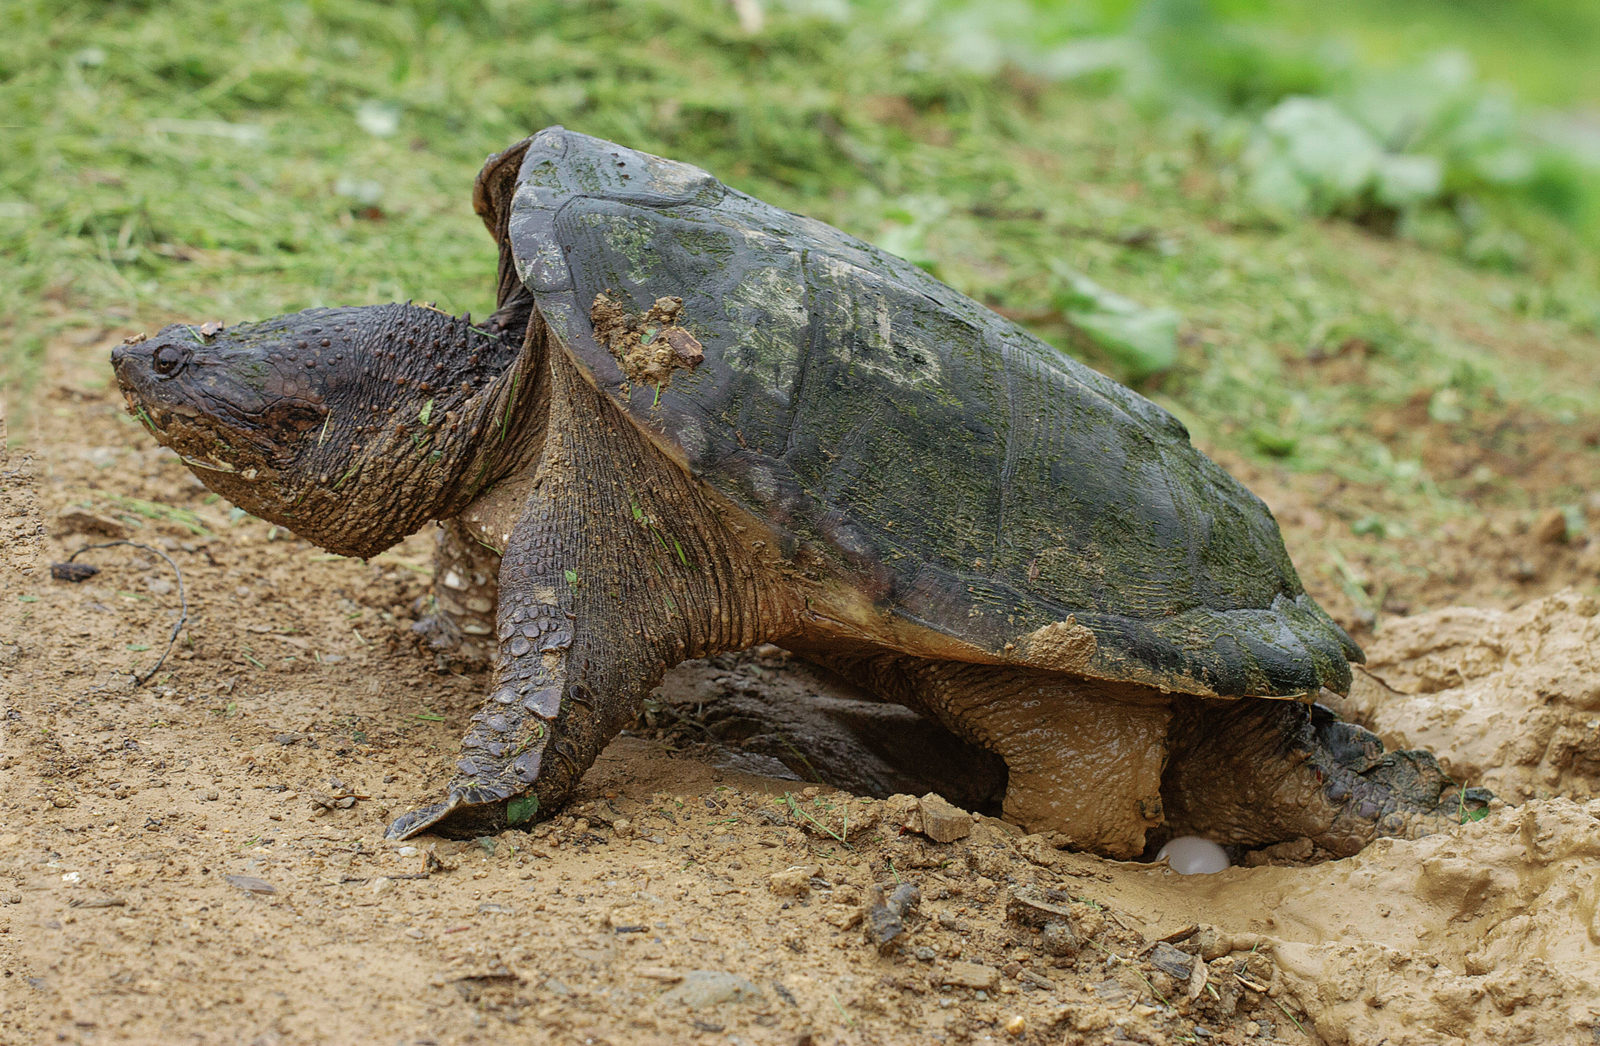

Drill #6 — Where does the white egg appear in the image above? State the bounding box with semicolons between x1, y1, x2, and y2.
1157;835;1231;874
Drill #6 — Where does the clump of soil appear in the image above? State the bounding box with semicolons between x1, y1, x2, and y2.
590;293;705;390
1331;589;1600;801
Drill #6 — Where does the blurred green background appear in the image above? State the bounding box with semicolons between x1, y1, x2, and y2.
3;0;1597;609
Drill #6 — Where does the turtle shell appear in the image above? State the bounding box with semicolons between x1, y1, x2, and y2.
474;127;1362;699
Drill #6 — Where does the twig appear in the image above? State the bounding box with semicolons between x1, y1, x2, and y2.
63;540;187;686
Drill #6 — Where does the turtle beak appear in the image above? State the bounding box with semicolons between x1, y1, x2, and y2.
110;337;144;382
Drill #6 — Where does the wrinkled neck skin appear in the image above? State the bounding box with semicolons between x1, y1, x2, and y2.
116;302;548;560
290;309;548;558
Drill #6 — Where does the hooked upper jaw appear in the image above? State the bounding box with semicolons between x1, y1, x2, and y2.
111;303;536;560
111;318;340;501
112;327;203;422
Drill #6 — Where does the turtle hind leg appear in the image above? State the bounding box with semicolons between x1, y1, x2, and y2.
823;656;1171;859
1160;697;1490;857
411;517;501;671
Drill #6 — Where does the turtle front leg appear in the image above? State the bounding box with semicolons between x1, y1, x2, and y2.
411;517;501;670
1160;698;1492;856
387;350;789;840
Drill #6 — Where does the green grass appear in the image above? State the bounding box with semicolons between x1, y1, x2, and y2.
3;0;1597;573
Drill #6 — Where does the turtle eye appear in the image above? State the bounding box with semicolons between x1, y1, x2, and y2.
152;343;191;376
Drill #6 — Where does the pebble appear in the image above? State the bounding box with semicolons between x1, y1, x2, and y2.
660;970;763;1010
224;874;277;895
768;864;820;897
1040;920;1079;957
53;508;127;539
864;882;920;951
1004;1015;1026;1036
1006;884;1076;927
916;793;972;843
1533;507;1569;544
1148;941;1195;980
635;967;682;983
938;961;998;990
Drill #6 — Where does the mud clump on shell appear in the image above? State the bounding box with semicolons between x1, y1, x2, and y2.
590;293;704;392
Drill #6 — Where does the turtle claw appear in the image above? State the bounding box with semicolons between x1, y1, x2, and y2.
385;785;528;840
385;796;463;840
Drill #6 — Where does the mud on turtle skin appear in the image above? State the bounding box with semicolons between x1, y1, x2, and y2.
111;127;1488;859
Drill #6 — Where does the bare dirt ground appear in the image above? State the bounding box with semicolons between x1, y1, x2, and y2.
3;334;1600;1046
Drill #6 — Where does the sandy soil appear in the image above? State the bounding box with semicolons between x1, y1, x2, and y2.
3;333;1599;1046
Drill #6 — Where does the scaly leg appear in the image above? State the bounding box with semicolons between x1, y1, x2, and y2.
388;344;792;839
411;517;501;670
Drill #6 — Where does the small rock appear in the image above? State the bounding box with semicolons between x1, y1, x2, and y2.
660;970;762;1010
823;908;863;930
224;874;277;895
54;508;128;539
884;793;921;833
888;883;920;914
863;882;920;952
916;793;972;843
1533;508;1569;545
1017;968;1056;991
370;877;392;896
1148;941;1195;980
939;962;998;991
1004;1014;1026;1036
1007;885;1076;927
1040;921;1080;957
49;562;100;583
1240;951;1275;986
769;864;820;897
635;967;682;983
1191;926;1233;961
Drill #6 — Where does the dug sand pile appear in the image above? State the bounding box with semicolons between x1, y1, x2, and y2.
1337;590;1600;800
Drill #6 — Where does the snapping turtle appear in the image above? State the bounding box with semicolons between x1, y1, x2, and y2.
112;127;1485;857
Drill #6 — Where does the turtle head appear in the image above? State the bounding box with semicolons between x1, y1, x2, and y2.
112;303;526;558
